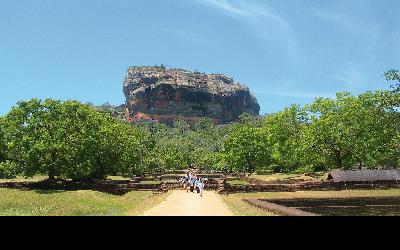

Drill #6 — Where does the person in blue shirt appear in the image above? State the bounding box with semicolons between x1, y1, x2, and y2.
194;178;200;193
188;174;196;193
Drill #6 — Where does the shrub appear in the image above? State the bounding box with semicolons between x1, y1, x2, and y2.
268;164;285;173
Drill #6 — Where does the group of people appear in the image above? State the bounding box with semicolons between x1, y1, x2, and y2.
179;169;206;197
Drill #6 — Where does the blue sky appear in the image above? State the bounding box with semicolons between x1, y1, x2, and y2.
1;0;399;115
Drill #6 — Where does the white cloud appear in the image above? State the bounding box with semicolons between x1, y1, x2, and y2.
196;0;289;27
194;0;298;61
199;0;247;17
332;62;366;92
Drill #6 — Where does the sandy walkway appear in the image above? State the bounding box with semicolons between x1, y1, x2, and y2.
141;190;234;216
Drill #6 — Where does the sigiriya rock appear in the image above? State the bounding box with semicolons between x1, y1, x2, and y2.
123;66;260;125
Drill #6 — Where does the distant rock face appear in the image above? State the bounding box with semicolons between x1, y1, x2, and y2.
123;66;260;125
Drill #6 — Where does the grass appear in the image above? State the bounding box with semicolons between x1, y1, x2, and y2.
226;179;249;185
221;193;276;216
0;175;48;184
140;180;162;185
1;175;133;183
221;189;400;216
107;176;132;181
0;188;168;216
251;172;328;182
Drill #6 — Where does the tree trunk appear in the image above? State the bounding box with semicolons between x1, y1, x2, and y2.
48;151;56;180
358;161;363;170
48;165;55;180
335;153;343;169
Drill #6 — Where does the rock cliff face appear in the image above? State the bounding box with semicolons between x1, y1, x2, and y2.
123;66;260;125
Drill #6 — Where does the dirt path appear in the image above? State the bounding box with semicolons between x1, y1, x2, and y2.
141;190;234;216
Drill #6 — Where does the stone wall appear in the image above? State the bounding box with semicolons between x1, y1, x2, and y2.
243;199;320;216
221;181;400;193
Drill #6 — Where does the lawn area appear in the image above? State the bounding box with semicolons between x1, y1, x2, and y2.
221;193;276;216
0;188;168;216
221;189;400;216
0;176;48;184
226;179;249;185
107;176;132;181
140;180;162;184
251;172;328;182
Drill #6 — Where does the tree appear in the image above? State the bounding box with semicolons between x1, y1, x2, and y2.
1;99;151;180
224;125;270;174
115;123;153;177
94;103;126;120
173;116;191;135
195;117;215;132
0;117;5;163
263;105;308;172
305;94;359;169
304;92;398;170
156;138;192;170
389;133;400;167
2;99;57;178
238;113;263;127
0;118;16;178
385;69;400;93
355;91;399;168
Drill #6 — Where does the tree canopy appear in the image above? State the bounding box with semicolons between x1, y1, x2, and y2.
0;99;150;179
0;71;399;179
385;69;400;93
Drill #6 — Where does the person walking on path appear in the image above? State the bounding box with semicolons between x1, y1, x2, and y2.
195;177;205;197
188;173;196;193
179;174;189;192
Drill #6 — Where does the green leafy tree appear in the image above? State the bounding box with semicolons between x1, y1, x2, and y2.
306;94;361;169
0;117;5;163
224;125;270;174
238;113;263;127
0;161;17;179
355;91;399;168
304;92;398;170
385;69;400;93
0;118;16;178
156;139;192;170
146;122;169;136
2;99;58;178
389;133;400;167
115;123;153;177
263;105;308;172
195;117;215;132
1;99;152;179
94;103;126;120
173;116;191;135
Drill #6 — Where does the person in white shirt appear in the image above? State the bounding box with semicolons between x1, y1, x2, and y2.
195;178;205;197
179;175;188;191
